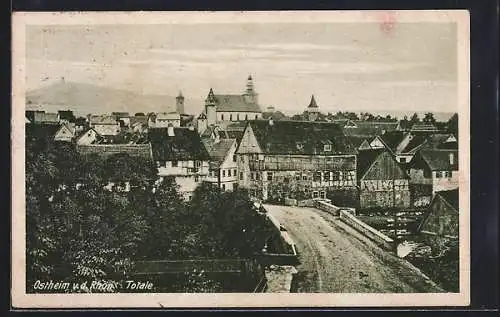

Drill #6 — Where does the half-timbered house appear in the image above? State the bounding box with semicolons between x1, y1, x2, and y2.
236;119;357;202
357;149;411;209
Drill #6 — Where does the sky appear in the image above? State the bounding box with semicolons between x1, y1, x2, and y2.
26;21;458;115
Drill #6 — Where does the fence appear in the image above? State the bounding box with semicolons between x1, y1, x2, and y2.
339;210;395;251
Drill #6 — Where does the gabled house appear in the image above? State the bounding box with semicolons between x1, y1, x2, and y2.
33;112;59;125
408;149;459;207
76;128;101;145
152;112;181;128
421;133;458;150
236;119;357;202
54;123;76;142
371;131;429;164
148;125;211;200
370;131;407;152
111;112;131;127
347;136;372;151
89;115;121;136
203;138;238;191
356;149;411;209
417;189;459;240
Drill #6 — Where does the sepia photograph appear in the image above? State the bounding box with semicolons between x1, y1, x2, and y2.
11;10;470;308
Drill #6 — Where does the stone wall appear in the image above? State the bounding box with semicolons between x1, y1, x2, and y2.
340;210;395;251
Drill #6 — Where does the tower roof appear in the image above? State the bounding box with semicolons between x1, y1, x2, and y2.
205;88;217;103
248;74;253;80
308;95;318;109
177;91;184;98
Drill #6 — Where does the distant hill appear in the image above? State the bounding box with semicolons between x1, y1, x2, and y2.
26;80;204;117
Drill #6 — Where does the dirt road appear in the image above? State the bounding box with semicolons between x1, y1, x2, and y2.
264;204;443;293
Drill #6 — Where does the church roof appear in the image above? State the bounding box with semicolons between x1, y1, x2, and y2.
213;94;262;113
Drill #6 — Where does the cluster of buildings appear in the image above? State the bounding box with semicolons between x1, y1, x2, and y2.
26;75;459;212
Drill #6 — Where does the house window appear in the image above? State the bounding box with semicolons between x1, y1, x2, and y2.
255;115;258;120
400;157;407;163
251;172;255;180
222;184;226;191
195;176;199;182
332;171;340;181
234;183;239;190
313;171;322;182
237;114;240;121
233;169;237;175
228;169;232;177
323;171;330;182
320;191;326;199
245;114;248;120
195;161;202;167
256;173;261;180
436;171;442;179
172;160;178;167
233;155;237;162
295;172;301;181
230;114;233;121
302;173;308;181
445;171;452;178
312;191;319;198
222;170;226;177
267;172;273;181
221;114;225;121
240;172;244;180
324;144;332;152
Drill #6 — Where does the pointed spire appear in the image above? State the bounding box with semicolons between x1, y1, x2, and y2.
308;95;318;108
205;88;217;103
177;91;184;98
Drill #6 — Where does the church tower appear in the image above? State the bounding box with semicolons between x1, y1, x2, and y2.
205;88;217;126
306;94;320;121
176;91;185;114
243;74;258;104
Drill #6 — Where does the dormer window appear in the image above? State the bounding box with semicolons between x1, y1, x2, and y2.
296;142;304;150
324;144;332;152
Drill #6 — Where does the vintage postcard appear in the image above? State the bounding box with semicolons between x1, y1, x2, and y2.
11;10;470;308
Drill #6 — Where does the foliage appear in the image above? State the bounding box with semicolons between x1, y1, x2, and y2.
26;132;270;293
446;113;458;136
26;139;152;292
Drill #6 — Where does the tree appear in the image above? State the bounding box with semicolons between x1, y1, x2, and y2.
446;113;458;136
423;112;436;125
410;113;420;124
25;137;151;293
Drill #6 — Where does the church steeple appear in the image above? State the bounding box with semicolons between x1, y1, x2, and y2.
308;94;319;110
306;94;320;121
243;75;258;104
176;91;185;114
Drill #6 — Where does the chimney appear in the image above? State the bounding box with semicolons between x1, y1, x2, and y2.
449;152;454;165
167;123;175;137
